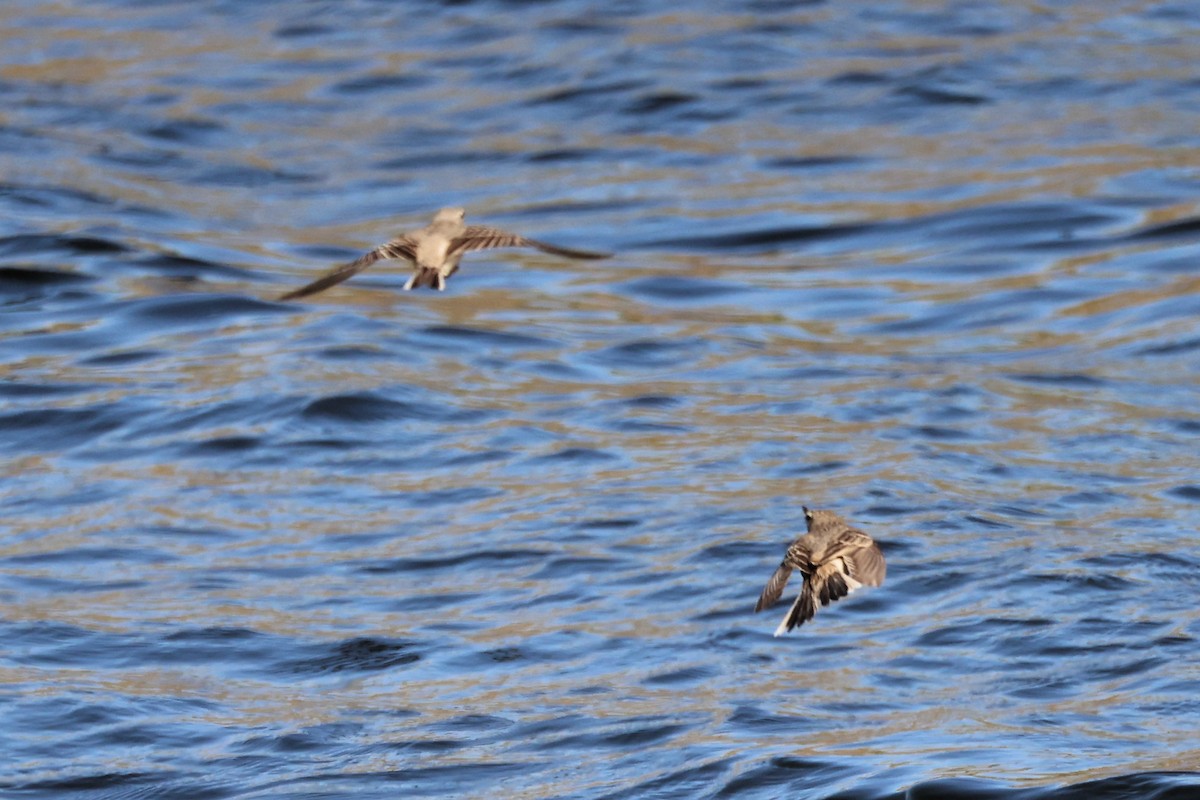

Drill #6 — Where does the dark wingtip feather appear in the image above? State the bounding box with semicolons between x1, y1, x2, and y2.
566;248;612;260
518;234;611;260
278;274;347;301
819;573;851;606
279;283;323;301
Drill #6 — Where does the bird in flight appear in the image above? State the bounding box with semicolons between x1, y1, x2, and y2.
754;507;886;636
279;207;609;300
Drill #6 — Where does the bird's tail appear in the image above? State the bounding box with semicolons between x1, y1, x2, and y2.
775;582;818;636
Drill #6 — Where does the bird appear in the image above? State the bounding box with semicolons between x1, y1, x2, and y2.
279;207;610;300
754;507;886;636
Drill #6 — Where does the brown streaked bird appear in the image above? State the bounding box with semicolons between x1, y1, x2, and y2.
279;207;610;300
754;507;886;636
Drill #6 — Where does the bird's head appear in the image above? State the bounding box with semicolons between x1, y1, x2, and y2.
434;207;466;224
803;507;842;533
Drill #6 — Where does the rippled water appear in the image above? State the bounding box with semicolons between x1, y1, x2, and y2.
3;1;1200;798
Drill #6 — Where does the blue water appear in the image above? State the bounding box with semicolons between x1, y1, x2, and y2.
2;1;1199;798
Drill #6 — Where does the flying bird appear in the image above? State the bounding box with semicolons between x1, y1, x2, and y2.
279;207;609;299
754;507;886;636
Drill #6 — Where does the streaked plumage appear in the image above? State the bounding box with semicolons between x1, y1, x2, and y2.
279;207;609;300
754;507;886;636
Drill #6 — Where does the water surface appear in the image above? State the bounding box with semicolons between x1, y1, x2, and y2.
2;1;1200;798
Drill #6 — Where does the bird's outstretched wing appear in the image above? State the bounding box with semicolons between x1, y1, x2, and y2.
823;529;886;588
448;225;609;259
755;538;812;613
754;563;793;613
279;238;417;300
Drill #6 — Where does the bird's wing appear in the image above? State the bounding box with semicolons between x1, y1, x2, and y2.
824;529;886;588
279;237;417;300
447;225;610;259
754;563;793;613
785;538;815;575
845;540;886;587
